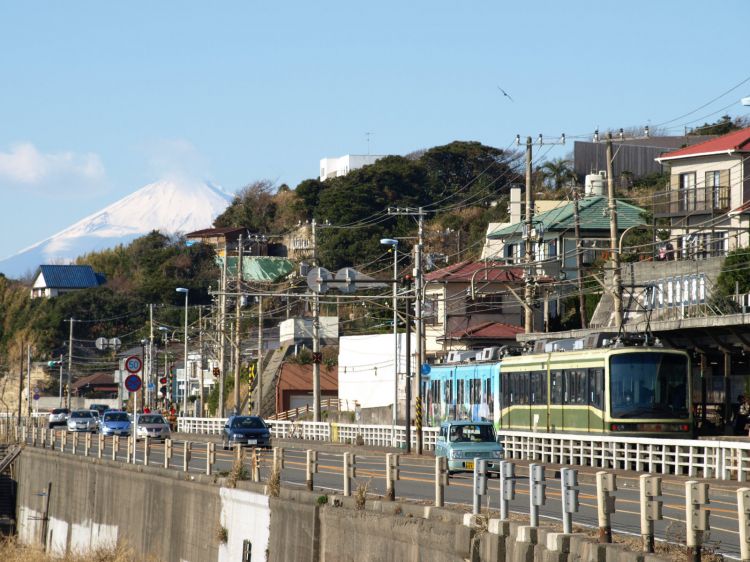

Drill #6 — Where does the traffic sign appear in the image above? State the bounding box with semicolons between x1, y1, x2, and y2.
147;383;155;391
421;363;431;375
33;394;40;401
125;355;143;374
124;374;142;392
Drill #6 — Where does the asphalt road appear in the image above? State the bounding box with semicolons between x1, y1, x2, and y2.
31;431;744;560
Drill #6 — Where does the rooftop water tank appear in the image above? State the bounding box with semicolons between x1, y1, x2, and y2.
585;171;606;196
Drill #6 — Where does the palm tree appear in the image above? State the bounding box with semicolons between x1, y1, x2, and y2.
540;158;576;190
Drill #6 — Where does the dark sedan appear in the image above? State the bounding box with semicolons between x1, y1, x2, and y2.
222;416;271;449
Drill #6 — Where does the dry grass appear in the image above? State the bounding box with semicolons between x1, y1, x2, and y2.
355;480;370;510
0;537;161;562
268;466;281;497
214;523;228;544
227;449;248;488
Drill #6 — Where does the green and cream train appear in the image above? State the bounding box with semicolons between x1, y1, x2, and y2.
424;339;693;436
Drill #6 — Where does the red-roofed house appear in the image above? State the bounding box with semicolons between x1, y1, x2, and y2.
424;260;545;358
655;127;750;257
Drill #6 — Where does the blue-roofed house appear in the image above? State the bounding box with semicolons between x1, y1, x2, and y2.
30;265;105;299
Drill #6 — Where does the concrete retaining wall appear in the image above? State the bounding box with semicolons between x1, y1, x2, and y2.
14;449;671;562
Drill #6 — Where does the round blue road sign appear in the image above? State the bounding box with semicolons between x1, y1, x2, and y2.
421;363;431;375
124;374;142;393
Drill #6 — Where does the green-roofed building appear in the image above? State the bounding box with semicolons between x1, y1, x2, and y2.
485;195;648;280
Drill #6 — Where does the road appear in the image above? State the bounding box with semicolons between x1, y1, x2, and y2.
31;431;744;560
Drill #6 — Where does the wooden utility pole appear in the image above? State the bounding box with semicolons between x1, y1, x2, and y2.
312;218;321;422
256;295;263;417
218;247;227;417
524;136;535;333
198;307;204;417
606;133;622;328
67;319;74;408
573;187;588;328
17;341;24;425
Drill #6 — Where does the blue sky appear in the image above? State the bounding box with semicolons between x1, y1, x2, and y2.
0;1;747;259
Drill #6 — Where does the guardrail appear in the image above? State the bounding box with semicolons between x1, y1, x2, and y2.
176;417;440;450
499;429;750;481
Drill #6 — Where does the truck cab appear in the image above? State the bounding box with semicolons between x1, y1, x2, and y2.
434;420;503;475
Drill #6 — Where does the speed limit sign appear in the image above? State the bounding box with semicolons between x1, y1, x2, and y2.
125;355;143;374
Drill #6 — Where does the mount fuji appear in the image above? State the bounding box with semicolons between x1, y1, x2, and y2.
0;179;234;279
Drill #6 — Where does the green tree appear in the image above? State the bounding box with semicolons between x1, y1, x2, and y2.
714;248;750;312
540;158;576;190
213;180;278;233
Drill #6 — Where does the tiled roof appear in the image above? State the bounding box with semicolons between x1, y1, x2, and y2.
487;196;646;239
425;260;524;283
446;321;525;339
186;227;247;237
278;363;338;391
37;265;102;289
657;127;750;161
71;372;115;390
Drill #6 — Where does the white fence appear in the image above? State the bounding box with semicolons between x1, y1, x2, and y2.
499;430;750;481
177;417;440;450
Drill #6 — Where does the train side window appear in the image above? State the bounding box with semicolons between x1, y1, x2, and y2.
588;368;603;408
457;379;465;405
565;369;587;404
551;371;563;404
531;371;547;405
502;373;510;406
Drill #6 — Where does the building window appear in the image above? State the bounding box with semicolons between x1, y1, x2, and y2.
465;293;503;314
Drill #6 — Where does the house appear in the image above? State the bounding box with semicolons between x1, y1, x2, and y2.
280;222;314;261
483;193;648;280
274;362;337;415
185;227;268;258
71;373;117;398
30;265;105;299
424;260;538;359
320;154;385;181
654;127;750;257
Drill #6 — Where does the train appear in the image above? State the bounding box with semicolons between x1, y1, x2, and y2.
423;334;693;436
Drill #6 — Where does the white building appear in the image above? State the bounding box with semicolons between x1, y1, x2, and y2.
319;154;385;181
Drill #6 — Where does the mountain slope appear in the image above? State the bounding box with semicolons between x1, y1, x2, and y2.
0;179;232;278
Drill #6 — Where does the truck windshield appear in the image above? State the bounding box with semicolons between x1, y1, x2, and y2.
610;353;689;419
449;424;496;443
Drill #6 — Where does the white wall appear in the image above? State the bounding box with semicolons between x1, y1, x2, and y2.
338;333;414;409
319;154;384;181
279;317;338;344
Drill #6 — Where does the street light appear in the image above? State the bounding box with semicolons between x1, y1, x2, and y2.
176;288;189;416
380;238;399;441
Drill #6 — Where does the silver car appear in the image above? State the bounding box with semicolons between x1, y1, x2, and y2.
66;410;98;433
135;414;171;441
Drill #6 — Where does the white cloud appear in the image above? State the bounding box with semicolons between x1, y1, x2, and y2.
0;142;105;187
144;138;209;183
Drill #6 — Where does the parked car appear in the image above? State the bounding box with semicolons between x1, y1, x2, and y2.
89;410;101;429
434;420;503;476
222;415;271;449
48;408;70;429
89;404;110;416
99;411;131;437
135;414;171;441
66;410;99;433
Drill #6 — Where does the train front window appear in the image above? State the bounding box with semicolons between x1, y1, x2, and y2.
610;353;689;419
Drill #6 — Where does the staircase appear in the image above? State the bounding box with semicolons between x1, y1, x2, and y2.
0;444;19;535
245;344;291;417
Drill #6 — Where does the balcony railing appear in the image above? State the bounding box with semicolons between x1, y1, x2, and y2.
653;185;729;217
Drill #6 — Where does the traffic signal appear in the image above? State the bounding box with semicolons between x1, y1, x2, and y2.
159;377;167;384
160;386;167;397
312;352;323;364
401;274;414;288
213;367;220;378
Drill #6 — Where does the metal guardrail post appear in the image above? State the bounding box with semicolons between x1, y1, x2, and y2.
385;453;399;501
472;458;488;515
273;447;284;473
686;481;710;562
183;442;191;472
435;456;448;507
98;435;104;459
499;460;515;520
738;487;750;562
639;475;662;553
529;463;545;528
164;439;172;469
206;442;214;476
251;448;260;482
596;471;616;543
126;436;134;463
306;450;317;491
560;468;579;534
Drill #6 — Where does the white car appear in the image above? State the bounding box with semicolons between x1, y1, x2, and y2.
48;408;70;428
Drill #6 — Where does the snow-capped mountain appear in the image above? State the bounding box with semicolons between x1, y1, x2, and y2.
0;179;233;278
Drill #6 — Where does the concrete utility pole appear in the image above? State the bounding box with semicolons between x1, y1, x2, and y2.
149;303;154;409
234;234;243;416
312;218;321;422
606;133;622;328
198;307;204;417
26;343;31;417
67;318;74;408
523;136;535;333
219;247;228;417
256;295;264;417
573;187;588;328
17;341;24;424
415;209;425;455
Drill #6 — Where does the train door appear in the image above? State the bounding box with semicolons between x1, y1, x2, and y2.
587;368;605;432
550;370;563;431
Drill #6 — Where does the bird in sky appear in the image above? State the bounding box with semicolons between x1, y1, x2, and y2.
497;85;514;102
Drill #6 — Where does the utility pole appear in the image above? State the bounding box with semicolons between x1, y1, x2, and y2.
148;303;154;409
26;343;32;417
219;247;228;417
17;341;24;425
198;307;204;417
234;234;243;416
404;289;412;454
257;295;264;416
573;187;588;328
523;136;535;333
312;218;321;422
606;132;622;328
67;318;74;408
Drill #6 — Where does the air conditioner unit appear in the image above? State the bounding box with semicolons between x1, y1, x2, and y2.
481;347;500;361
